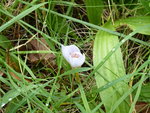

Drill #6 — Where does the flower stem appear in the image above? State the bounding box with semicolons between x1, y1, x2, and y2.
75;72;81;83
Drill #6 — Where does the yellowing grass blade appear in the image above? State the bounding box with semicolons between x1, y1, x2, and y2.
93;23;130;113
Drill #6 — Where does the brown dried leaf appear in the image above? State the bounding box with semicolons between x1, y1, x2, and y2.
27;38;56;66
28;53;39;63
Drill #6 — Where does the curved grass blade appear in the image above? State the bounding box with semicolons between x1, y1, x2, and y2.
0;89;20;108
5;96;27;113
0;84;38;108
114;16;150;35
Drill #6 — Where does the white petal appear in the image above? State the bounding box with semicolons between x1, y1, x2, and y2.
67;45;80;52
61;45;85;68
61;45;80;62
61;45;70;62
69;53;85;68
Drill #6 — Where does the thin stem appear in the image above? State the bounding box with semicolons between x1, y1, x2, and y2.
75;72;81;84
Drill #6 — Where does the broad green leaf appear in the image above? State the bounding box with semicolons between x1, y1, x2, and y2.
0;35;12;49
84;0;103;25
114;16;150;35
93;23;130;113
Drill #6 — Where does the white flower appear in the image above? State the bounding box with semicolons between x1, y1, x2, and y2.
61;45;85;68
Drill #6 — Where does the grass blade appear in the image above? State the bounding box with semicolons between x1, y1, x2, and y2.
79;84;91;113
138;83;150;102
0;2;47;32
74;102;86;113
0;35;12;49
84;0;103;25
129;73;146;113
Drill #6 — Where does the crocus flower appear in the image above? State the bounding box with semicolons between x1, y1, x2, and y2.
61;45;85;68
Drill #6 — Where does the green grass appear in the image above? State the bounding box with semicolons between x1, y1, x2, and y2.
0;0;150;113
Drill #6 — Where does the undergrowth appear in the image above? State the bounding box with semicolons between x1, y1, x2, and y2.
0;0;150;113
